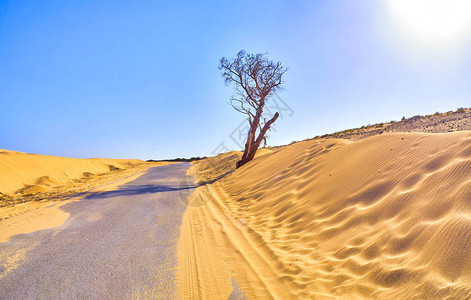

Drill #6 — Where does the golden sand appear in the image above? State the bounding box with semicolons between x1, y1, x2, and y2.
178;132;471;299
0;149;142;194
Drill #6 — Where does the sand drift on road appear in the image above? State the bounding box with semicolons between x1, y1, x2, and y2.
0;150;167;244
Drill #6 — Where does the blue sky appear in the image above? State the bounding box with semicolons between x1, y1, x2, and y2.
1;0;471;159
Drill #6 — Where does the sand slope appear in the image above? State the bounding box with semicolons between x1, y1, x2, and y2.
0;149;142;194
178;131;471;299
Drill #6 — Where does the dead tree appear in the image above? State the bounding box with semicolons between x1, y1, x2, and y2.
219;50;287;168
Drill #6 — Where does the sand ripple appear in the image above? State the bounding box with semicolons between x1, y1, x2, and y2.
178;132;471;299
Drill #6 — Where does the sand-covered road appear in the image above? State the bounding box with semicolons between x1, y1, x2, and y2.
0;163;194;299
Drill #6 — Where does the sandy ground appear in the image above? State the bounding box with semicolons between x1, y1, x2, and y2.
0;149;144;195
178;131;471;299
0;164;192;299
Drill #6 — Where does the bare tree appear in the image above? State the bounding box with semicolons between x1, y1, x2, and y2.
219;50;287;168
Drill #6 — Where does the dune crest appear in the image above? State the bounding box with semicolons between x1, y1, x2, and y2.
178;132;471;299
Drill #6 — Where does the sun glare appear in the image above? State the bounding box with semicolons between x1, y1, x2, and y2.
387;0;471;45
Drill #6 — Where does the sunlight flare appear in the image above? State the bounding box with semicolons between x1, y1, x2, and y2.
387;0;471;45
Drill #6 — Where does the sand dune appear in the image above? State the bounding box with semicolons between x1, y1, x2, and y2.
178;131;471;299
0;149;142;194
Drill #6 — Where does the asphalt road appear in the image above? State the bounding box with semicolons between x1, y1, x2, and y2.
0;163;195;299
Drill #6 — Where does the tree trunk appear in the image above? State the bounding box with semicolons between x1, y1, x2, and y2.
236;111;279;168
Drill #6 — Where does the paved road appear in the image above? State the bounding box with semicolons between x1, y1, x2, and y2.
0;163;194;299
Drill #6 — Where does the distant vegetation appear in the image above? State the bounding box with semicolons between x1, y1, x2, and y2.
275;106;471;148
146;157;206;163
